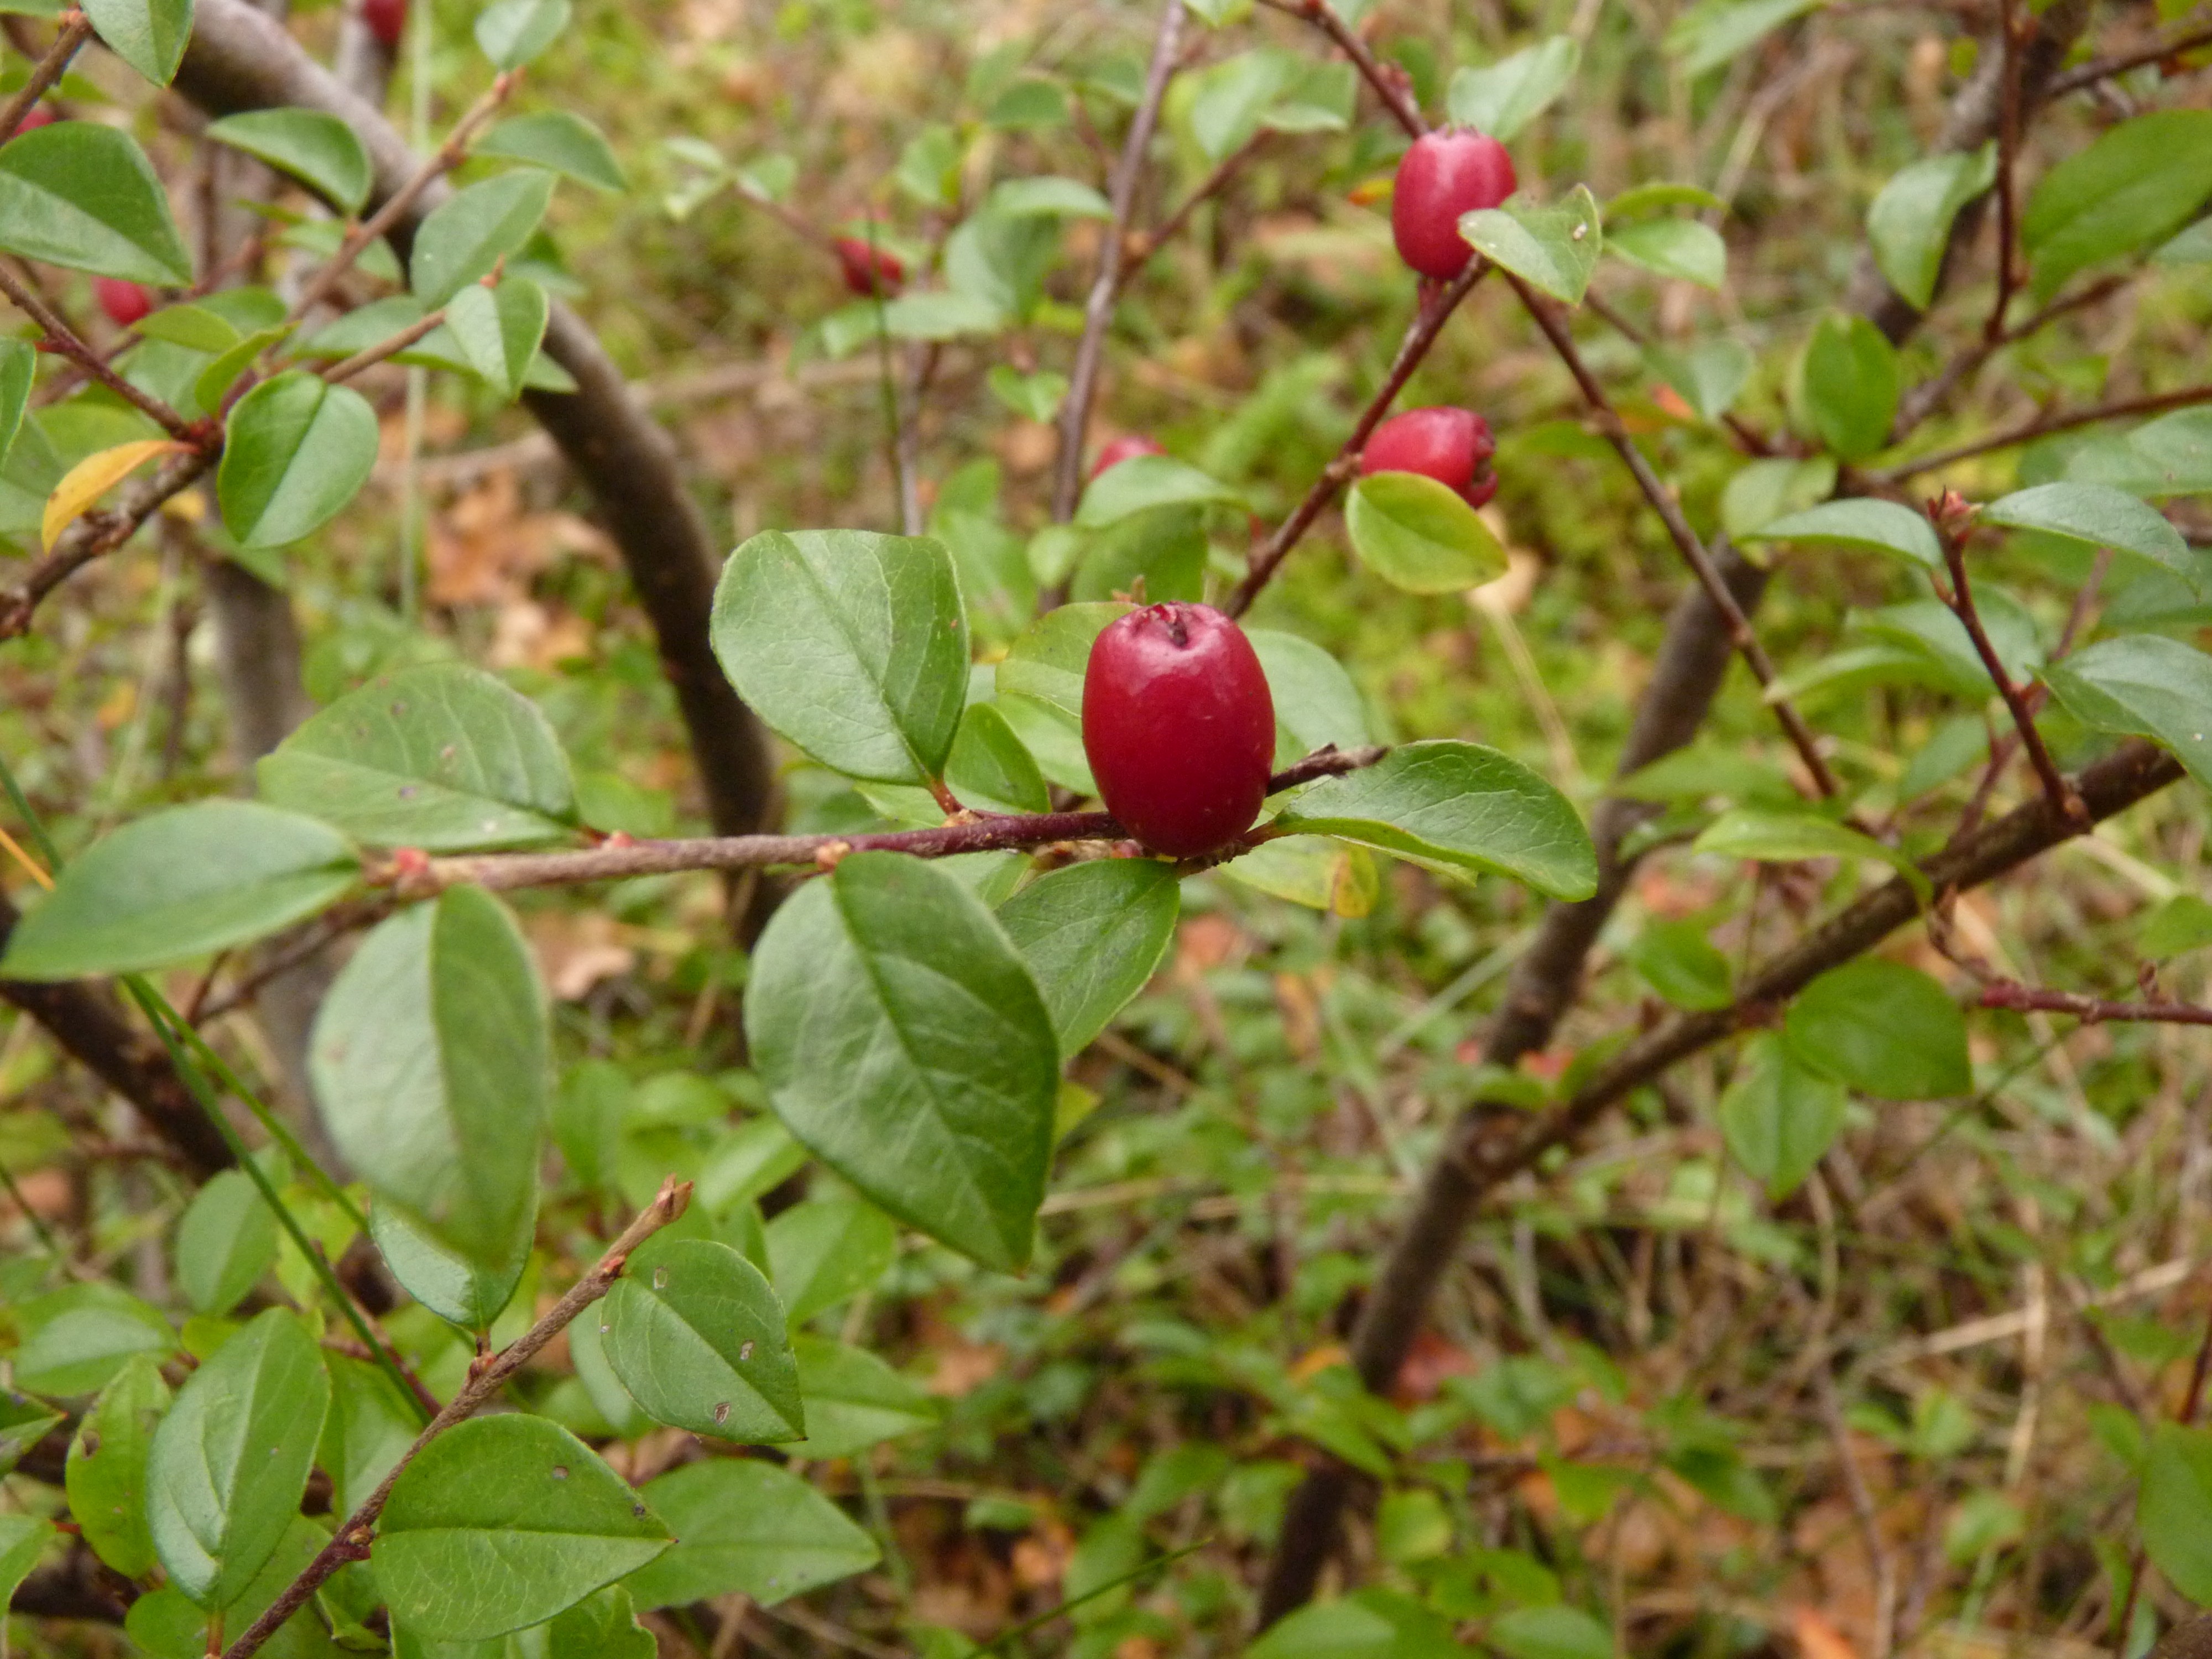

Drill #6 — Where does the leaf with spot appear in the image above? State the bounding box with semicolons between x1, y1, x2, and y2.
619;1459;877;1611
600;1238;802;1442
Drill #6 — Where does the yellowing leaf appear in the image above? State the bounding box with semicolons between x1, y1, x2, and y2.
42;439;187;550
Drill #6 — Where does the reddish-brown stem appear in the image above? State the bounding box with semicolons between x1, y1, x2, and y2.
1892;275;2130;441
1979;982;2212;1026
0;11;91;139
321;306;447;383
2048;20;2212;96
1051;0;1187;524
1120;128;1270;295
217;1179;693;1659
1259;0;1426;138
1226;260;1491;617
0;261;202;444
1984;0;2025;342
1882;383;2212;481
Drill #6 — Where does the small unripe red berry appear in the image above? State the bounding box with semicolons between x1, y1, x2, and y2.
1361;406;1498;508
1082;602;1276;859
832;236;904;298
363;0;406;48
94;278;152;328
1087;434;1165;481
14;105;56;133
1391;128;1516;280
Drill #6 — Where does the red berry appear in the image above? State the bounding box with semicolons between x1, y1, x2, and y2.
363;0;406;48
832;236;904;298
1087;434;1165;481
1391;128;1516;280
1082;602;1276;859
1361;406;1498;508
14;105;56;134
94;278;152;328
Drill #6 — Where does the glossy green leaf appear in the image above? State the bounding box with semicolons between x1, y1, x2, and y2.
218;371;379;550
1219;834;1380;916
1624;919;1733;1012
1074;453;1245;528
745;851;1058;1272
1067;502;1207;606
319;1355;418;1519
1720;455;1837;538
711;528;969;785
1609;181;1728;219
1446;37;1578;141
1646;338;1752;423
993;601;1125;794
601;1238;802;1441
192;325;291;417
1785;958;1970;1099
8;1282;174;1395
998;859;1180;1059
1982;483;2203;594
474;0;570;66
862;701;1049;824
2042;634;2212;791
2023;111;2212;300
1249;628;1369;766
377;1416;671;1640
311;886;547;1271
1249;1589;1465;1659
765;1198;899;1325
441;276;549;403
0;122;192;282
0;1391;64;1478
548;1587;655;1659
785;1335;937;1460
988;174;1112;219
474;111;625;191
126;1517;338;1659
1344;471;1509;593
65;1353;168;1578
2142;895;2212;960
410;169;557;306
1272;740;1597;901
131;299;242;352
620;1459;878;1611
1867;145;1995;311
204;109;372;213
1693;806;1929;900
1488;1603;1616;1659
82;0;191;81
0;801;355;980
147;1308;330;1609
259;661;576;851
0;337;33;471
368;1199;530;1334
1459;186;1603;305
1744;498;1942;568
1799;311;1898;461
1607;218;1726;288
2121;407;2212;498
1718;1032;1846;1197
175;1167;278;1314
2142;1422;2212;1601
0;1514;56;1622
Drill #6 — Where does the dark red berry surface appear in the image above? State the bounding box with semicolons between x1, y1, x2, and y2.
1391;128;1516;280
1082;602;1276;859
14;105;56;133
1361;406;1498;507
1088;434;1165;481
363;0;406;49
94;278;152;328
833;237;905;298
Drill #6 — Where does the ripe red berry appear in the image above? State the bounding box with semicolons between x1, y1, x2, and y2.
14;105;56;134
1087;434;1165;481
832;236;904;298
1082;602;1276;859
94;278;152;328
363;0;406;48
1391;128;1517;280
1361;406;1499;508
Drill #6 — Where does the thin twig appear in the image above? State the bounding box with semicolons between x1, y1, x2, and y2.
1978;982;2212;1027
1818;1371;1898;1659
1267;743;1388;793
1226;261;1493;616
1258;0;1425;137
1051;0;1187;523
321;306;448;383
1984;0;2025;342
1882;383;2212;481
217;1178;693;1659
0;11;92;140
1124;129;1271;288
0;262;203;443
1891;275;2130;440
2048;21;2212;95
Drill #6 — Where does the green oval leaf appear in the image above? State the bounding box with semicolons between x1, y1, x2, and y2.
0;1392;64;1480
409;169;557;307
377;1415;672;1640
1646;337;1752;423
0;337;33;471
175;1167;278;1316
473;0;570;67
745;851;1058;1272
0;801;356;980
147;1308;330;1610
1867;145;1995;312
2023;110;2212;301
1783;958;1969;1099
1249;627;1371;766
601;1238;802;1442
619;1459;878;1612
1272;740;1596;900
258;661;577;851
1981;482;2203;594
992;601;1128;795
1446;36;1579;142
1718;1032;1846;1198
8;1282;174;1396
1799;311;1898;461
444;275;549;403
1744;498;1942;568
785;1335;937;1460
218;370;380;551
1607;217;1725;288
2141;1422;2212;1603
0;122;192;283
1693;805;1930;900
204;109;373;214
474;111;626;191
987;175;1113;219
367;1199;529;1334
82;0;192;82
2042;633;2212;791
1074;453;1246;528
711;528;969;785
1459;186;1603;305
65;1354;169;1579
1344;472;1509;593
311;886;547;1271
764;1198;899;1326
998;859;1180;1060
0;1517;58;1630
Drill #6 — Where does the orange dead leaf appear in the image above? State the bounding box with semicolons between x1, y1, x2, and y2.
1289;1343;1349;1381
1792;1607;1860;1659
43;439;187;550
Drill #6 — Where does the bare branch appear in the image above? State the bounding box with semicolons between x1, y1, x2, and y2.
0;260;204;442
1257;0;1423;137
2047;20;2212;96
1979;980;2212;1027
320;304;449;383
1879;383;2212;482
0;11;92;140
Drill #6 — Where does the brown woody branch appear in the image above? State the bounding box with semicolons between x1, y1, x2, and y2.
1892;274;2130;441
1256;0;1423;138
2047;20;2212;96
1879;383;2212;483
320;304;448;383
220;1178;693;1659
0;11;92;141
1979;980;2212;1027
0;260;202;442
